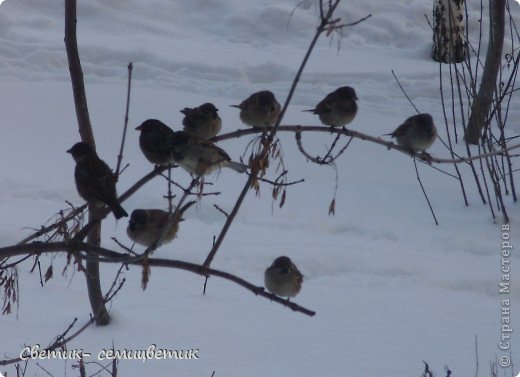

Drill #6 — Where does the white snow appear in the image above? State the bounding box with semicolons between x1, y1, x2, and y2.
0;0;519;376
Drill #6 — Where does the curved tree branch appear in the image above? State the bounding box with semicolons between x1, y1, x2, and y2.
214;125;520;164
0;242;316;317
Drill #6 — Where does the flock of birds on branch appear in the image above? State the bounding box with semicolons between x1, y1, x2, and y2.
66;86;437;300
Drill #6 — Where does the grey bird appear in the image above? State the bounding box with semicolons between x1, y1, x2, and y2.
67;142;128;219
231;90;281;128
135;119;176;166
264;256;303;299
387;113;437;153
169;131;248;176
304;86;358;127
181;103;222;139
127;202;194;248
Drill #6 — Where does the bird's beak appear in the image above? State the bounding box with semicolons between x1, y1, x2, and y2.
66;147;72;153
230;104;241;109
135;125;142;131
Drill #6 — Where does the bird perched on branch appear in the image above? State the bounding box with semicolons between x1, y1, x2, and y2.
170;131;248;176
181;102;222;139
231;90;281;128
135;119;176;166
127;201;195;248
264;256;303;299
387;113;437;153
67;142;128;219
304;86;358;128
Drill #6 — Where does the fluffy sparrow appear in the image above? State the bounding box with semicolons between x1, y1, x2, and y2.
304;86;358;127
231;90;281;128
388;113;437;153
264;256;303;299
67;142;128;219
170;131;247;176
127;202;194;248
135;119;176;166
181;103;222;139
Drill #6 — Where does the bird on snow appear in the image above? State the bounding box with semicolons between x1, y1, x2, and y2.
127;202;194;248
231;90;281;128
387;113;437;153
67;142;128;219
135;119;176;166
304;86;358;128
170;131;248;176
181;102;222;139
264;256;303;299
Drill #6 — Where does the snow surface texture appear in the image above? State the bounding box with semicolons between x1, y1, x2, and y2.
0;0;519;376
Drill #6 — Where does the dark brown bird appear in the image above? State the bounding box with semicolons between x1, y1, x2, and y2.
135;119;176;166
304;86;358;127
127;202;194;248
231;90;281;128
67;142;128;219
264;256;303;299
387;113;437;153
181;103;222;139
170;131;247;176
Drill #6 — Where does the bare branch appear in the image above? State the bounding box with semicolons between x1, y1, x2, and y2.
213;204;230;219
115;62;133;178
0;242;316;317
391;69;420;114
333;13;372;29
215;125;520;164
413;159;439;225
17;205;87;246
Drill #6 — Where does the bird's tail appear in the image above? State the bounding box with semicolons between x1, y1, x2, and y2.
110;202;128;219
226;161;248;173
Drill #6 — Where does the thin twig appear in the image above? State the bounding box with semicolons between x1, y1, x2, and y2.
213;204;230;219
413;159;439;225
440;55;469;206
391;69;420;114
334;14;372;29
115;62;133;178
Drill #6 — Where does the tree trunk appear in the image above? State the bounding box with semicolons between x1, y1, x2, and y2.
432;0;466;63
85;208;110;325
64;0;110;326
465;0;505;144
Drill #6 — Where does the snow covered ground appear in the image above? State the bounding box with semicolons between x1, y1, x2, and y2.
0;0;519;376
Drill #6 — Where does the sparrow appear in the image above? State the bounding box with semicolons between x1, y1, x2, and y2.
231;90;281;128
387;113;437;153
264;256;303;299
304;86;358;127
67;142;128;219
127;202;194;248
181;102;222;139
135;119;176;166
170;131;248;176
